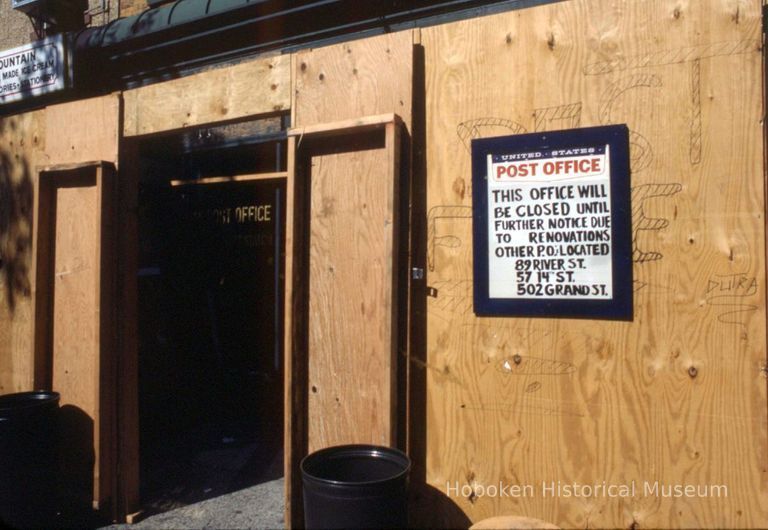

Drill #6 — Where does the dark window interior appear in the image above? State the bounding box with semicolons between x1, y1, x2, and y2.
135;118;286;512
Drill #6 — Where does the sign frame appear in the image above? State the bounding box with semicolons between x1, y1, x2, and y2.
471;124;633;320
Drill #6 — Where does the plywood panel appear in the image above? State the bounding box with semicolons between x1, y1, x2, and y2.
290;32;412;450
286;31;413;528
52;182;99;416
307;136;396;452
292;32;413;131
123;55;290;136
421;1;766;528
0;110;45;393
36;164;117;513
45;94;120;166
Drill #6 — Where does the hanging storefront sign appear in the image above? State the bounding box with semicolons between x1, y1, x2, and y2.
0;34;68;104
472;124;632;319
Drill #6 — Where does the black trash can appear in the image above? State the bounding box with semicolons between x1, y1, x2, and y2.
301;444;411;529
0;390;60;529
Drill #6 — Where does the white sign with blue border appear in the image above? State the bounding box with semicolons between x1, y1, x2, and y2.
472;125;632;320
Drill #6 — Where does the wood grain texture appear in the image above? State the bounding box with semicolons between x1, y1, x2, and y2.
286;31;412;526
0;110;45;393
123;55;290;136
288;113;400;138
52;176;101;503
306;133;397;452
293;33;413;130
35;95;121;515
37;164;117;512
421;1;766;528
284;136;301;529
45;94;120;165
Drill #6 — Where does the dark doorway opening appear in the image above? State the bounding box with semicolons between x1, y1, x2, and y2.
136;120;286;514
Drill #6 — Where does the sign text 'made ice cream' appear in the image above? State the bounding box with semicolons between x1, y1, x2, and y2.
0;35;67;104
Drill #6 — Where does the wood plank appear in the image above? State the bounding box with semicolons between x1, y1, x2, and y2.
116;141;141;519
0;110;45;394
385;120;402;444
288;113;401;138
306;130;397;452
36;163;118;515
38;94;121;518
95;164;118;517
421;1;766;528
286;30;414;526
283;137;296;529
32;161;55;391
123;54;290;137
170;172;287;187
45;95;120;166
283;136;307;530
50;170;101;508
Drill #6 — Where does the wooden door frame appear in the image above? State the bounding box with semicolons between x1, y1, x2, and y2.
283;113;404;528
32;160;119;518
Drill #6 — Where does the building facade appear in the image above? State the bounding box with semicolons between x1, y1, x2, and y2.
1;0;766;528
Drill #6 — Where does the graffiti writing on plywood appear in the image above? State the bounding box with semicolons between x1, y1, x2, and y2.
705;273;758;335
631;183;683;263
598;74;661;172
587;39;759;167
427;205;472;272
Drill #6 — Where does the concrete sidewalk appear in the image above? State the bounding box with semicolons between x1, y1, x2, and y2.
103;477;284;530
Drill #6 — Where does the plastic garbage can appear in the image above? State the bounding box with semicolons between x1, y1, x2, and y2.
301;444;411;529
0;390;60;529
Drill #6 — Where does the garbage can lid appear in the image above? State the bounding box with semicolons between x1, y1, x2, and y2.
301;444;411;486
0;391;60;416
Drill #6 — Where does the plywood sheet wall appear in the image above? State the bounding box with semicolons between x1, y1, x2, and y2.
123;55;290;136
421;0;766;528
291;32;413;452
0;110;45;393
292;32;413;130
305;134;399;451
40;96;120;513
45;94;120;166
286;32;412;526
44;168;116;508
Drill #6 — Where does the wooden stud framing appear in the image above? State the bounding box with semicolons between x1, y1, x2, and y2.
33;161;118;516
169;172;288;187
284;114;403;528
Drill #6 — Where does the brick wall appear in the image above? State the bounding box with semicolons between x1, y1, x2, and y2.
0;0;125;50
0;4;35;50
